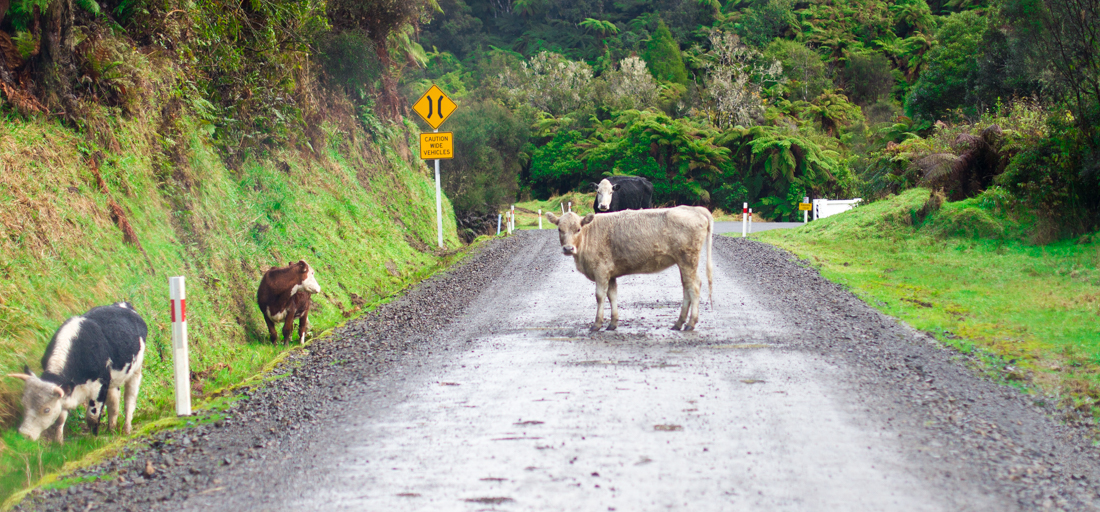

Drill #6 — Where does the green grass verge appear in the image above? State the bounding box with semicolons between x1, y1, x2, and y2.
756;187;1100;414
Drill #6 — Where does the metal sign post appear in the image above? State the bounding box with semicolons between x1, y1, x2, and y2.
413;85;458;249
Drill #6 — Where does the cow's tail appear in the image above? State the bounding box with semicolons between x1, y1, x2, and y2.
706;210;714;304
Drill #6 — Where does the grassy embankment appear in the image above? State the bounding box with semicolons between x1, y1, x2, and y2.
756;188;1100;414
0;105;460;501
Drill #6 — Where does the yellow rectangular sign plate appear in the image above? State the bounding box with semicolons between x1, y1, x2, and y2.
798;202;812;211
420;132;454;160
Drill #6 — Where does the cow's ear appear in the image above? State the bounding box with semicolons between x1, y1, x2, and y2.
581;213;596;226
612;184;620;191
24;364;35;377
589;182;598;191
296;260;308;270
547;212;560;225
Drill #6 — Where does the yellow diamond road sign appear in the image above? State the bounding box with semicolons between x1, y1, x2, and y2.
413;85;457;130
420;132;454;160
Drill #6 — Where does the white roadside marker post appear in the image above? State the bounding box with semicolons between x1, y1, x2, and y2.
538;209;542;229
803;196;809;224
749;208;753;234
511;205;516;231
568;201;572;213
561;203;565;214
741;202;748;238
169;276;191;416
497;214;502;235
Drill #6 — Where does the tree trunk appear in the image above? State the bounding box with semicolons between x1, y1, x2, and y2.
37;0;79;118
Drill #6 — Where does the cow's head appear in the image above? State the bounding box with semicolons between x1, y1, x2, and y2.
290;260;322;295
8;367;66;441
594;179;619;212
546;212;595;256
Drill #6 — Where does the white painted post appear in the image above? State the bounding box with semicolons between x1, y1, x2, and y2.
538;209;542;229
803;196;809;224
741;202;748;238
507;210;512;234
169;276;191;416
561;203;565;214
749;208;753;234
511;205;515;231
497;214;502;235
433;129;444;248
568;201;572;213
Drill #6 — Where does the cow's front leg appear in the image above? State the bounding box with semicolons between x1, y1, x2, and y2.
123;370;142;435
607;278;619;330
51;409;69;444
298;311;310;344
106;387;121;433
281;312;296;346
591;279;608;331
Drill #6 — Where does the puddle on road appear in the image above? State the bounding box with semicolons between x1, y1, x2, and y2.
464;496;514;504
709;343;772;349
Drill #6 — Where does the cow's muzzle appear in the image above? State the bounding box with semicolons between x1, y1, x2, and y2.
598;205;609;211
18;426;40;441
562;246;576;256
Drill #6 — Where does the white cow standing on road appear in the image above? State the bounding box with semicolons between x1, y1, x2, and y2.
547;206;713;331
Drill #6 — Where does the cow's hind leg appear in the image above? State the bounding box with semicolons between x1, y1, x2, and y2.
674;263;701;330
607;278;619;330
264;315;278;344
122;370;142;435
591;279;608;331
106;387;121;433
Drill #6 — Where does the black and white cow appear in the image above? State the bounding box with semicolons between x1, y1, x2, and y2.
591;175;654;213
8;302;146;443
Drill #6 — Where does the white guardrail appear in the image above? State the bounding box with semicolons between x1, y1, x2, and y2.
812;198;861;220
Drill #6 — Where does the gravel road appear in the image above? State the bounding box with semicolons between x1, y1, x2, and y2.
15;231;1100;511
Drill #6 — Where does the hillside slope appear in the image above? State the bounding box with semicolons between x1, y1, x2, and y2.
0;74;459;497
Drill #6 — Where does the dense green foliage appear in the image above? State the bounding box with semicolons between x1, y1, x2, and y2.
408;0;1098;230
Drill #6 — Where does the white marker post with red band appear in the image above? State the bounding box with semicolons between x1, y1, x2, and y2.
749;208;753;234
741;202;748;238
169;276;191;416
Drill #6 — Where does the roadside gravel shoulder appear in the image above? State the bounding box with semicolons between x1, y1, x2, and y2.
715;236;1100;511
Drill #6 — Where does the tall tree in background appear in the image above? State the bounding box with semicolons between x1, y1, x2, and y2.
643;19;688;84
327;0;439;118
1038;0;1100;139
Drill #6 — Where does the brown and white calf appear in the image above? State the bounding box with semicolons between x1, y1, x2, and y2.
547;206;713;331
256;260;321;345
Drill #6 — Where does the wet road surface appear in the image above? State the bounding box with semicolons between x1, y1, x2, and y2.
181;232;1016;511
